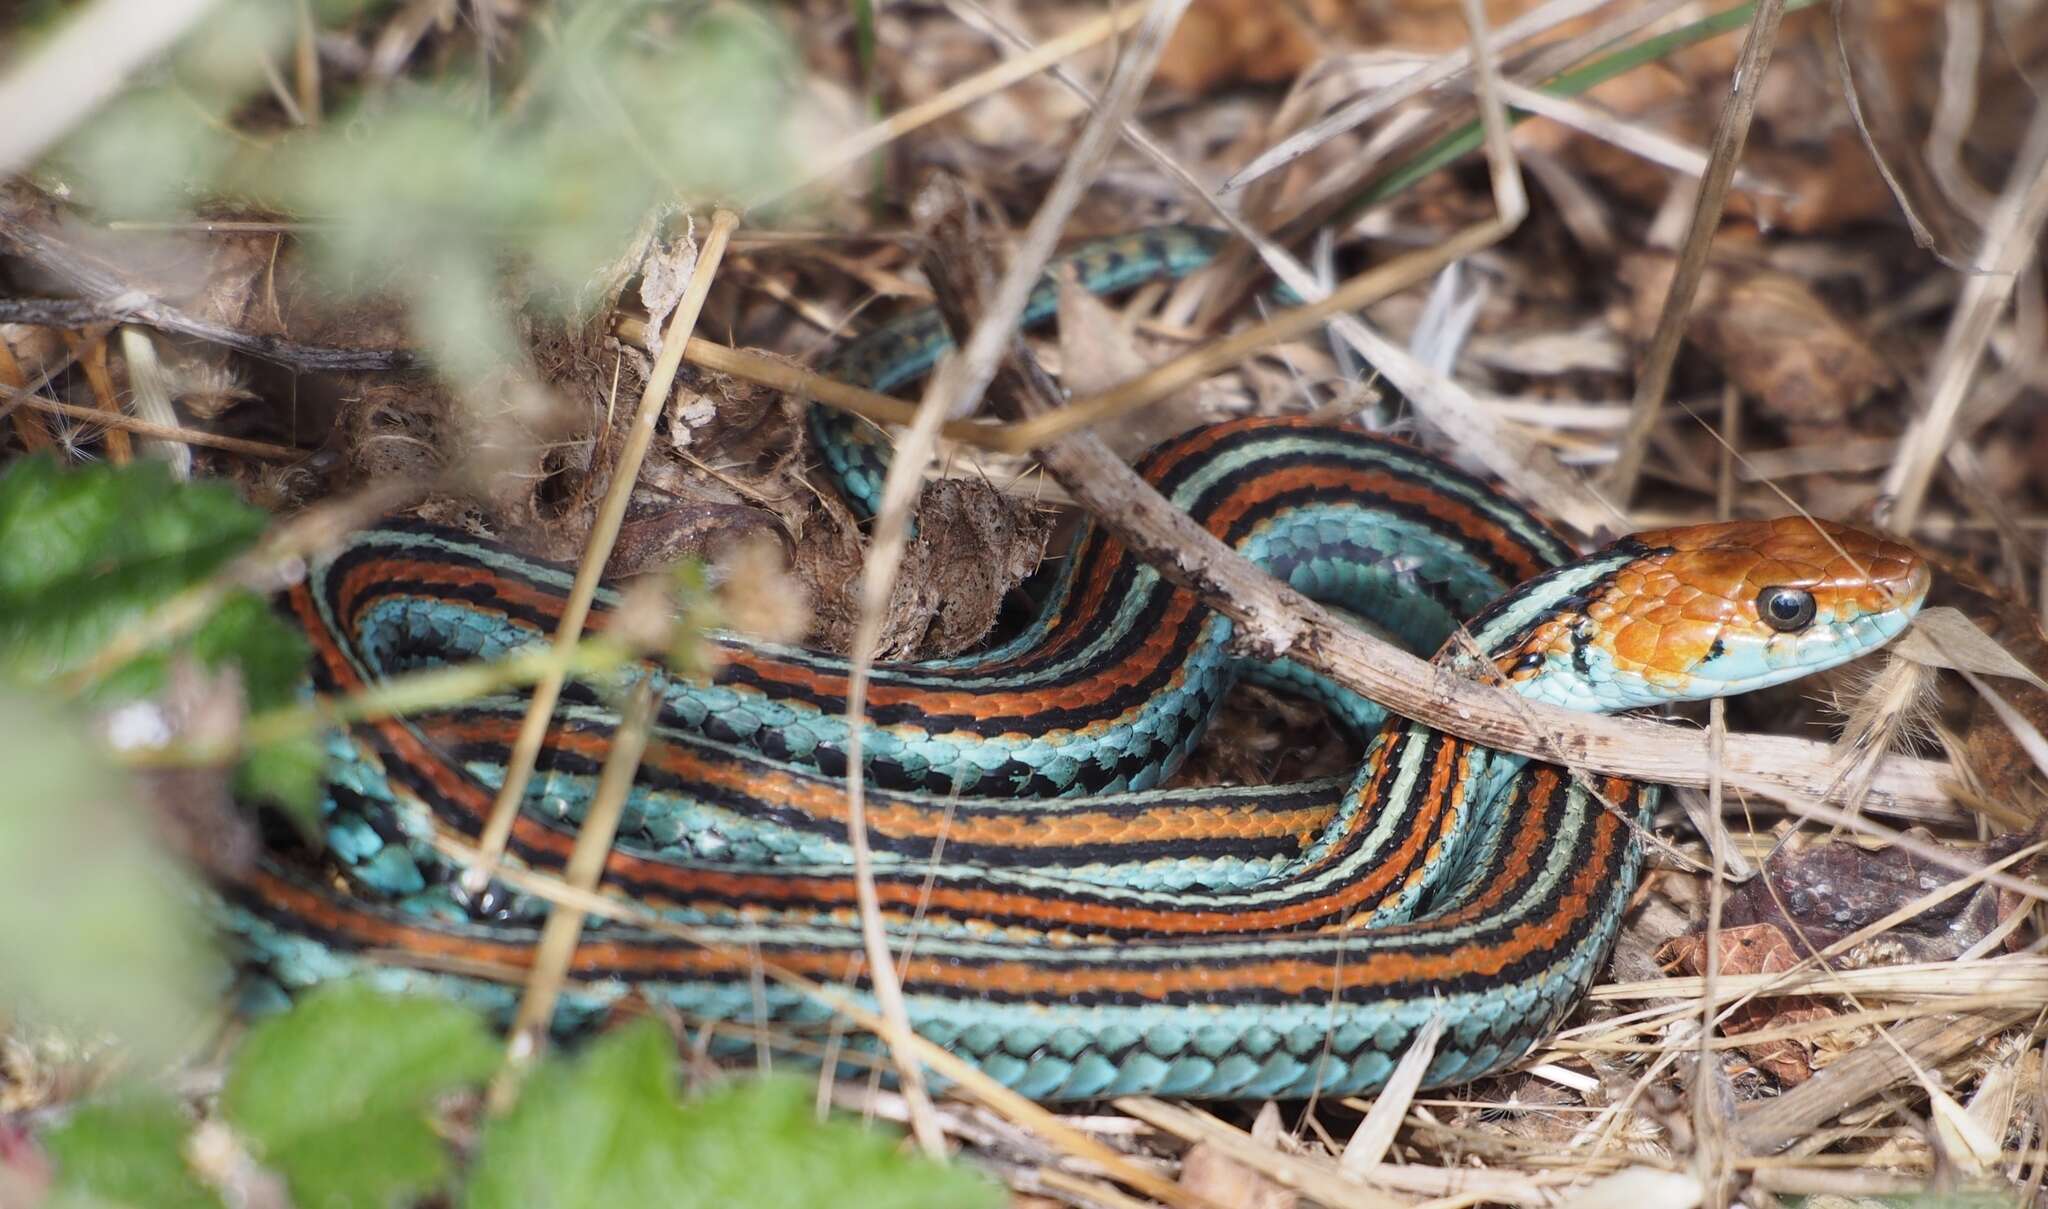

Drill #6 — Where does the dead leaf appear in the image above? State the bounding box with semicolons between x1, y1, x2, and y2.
1720;834;2010;962
1053;270;1207;459
1618;254;1895;425
1659;830;2030;1083
635;225;699;364
1157;0;1361;94
796;478;1050;659
1894;606;2048;692
1179;1141;1296;1209
1659;923;1832;1085
1955;598;2048;816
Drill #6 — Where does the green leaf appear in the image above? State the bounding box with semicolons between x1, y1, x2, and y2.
231;733;327;830
0;690;221;1064
189;592;310;715
222;985;499;1209
0;456;272;691
466;1021;999;1209
42;1093;222;1209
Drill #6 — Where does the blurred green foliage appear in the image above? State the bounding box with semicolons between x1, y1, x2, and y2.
0;456;278;691
0;689;221;1068
466;1020;1000;1209
0;454;318;821
42;0;795;373
223;986;501;1209
43;1093;224;1209
3;12;1000;1208
49;992;999;1209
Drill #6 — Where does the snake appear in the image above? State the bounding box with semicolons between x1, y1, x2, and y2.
219;227;1931;1101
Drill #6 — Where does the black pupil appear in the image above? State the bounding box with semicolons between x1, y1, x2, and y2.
1760;588;1814;630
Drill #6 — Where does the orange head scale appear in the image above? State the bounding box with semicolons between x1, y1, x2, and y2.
1459;517;1931;714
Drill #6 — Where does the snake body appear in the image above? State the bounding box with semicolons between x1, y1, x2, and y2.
223;230;1930;1100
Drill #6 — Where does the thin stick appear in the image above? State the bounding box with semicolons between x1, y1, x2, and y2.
1116;1097;1409;1209
0;287;413;375
62;330;132;464
0;337;52;451
1733;1009;2032;1153
1219;0;1614;193
0;383;302;461
1882;107;2048;531
1602;0;1787;504
652;345;1961;818
487;678;658;1113
835;334;967;1161
834;8;1193;1154
465;210;738;891
934;0;1193;430
1692;698;1730;1200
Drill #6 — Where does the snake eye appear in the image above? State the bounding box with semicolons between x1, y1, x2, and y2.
1756;587;1817;633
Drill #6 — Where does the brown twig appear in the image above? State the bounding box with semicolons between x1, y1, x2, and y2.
467;209;739;888
831;2;1196;1159
62;329;132;464
1603;0;1788;504
1881;105;2048;532
0;294;412;374
1732;1009;2032;1154
932;0;1194;429
0;384;299;461
1218;0;1613;193
487;678;659;1114
751;2;1151;209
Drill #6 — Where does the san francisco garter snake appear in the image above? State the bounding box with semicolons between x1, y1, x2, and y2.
222;228;1930;1101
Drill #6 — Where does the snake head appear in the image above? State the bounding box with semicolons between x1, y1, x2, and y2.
1468;517;1931;714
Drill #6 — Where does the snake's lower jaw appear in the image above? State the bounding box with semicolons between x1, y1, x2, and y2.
1671;546;1932;702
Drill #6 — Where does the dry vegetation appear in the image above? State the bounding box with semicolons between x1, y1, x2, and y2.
4;0;2048;1205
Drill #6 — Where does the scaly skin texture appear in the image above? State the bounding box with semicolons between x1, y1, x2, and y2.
222;231;1932;1101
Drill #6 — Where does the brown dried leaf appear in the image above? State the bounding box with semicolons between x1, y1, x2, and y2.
1178;1141;1297;1209
1618;254;1895;425
1053;271;1207;459
1157;0;1360;94
1658;923;1831;1085
1893;606;2048;691
795;478;1050;660
1955;598;2048;817
635;227;699;364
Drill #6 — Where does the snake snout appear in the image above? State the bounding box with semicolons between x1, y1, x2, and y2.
1795;521;1930;629
1882;546;1932;614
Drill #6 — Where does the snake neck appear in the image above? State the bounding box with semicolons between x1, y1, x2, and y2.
1435;541;1646;709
